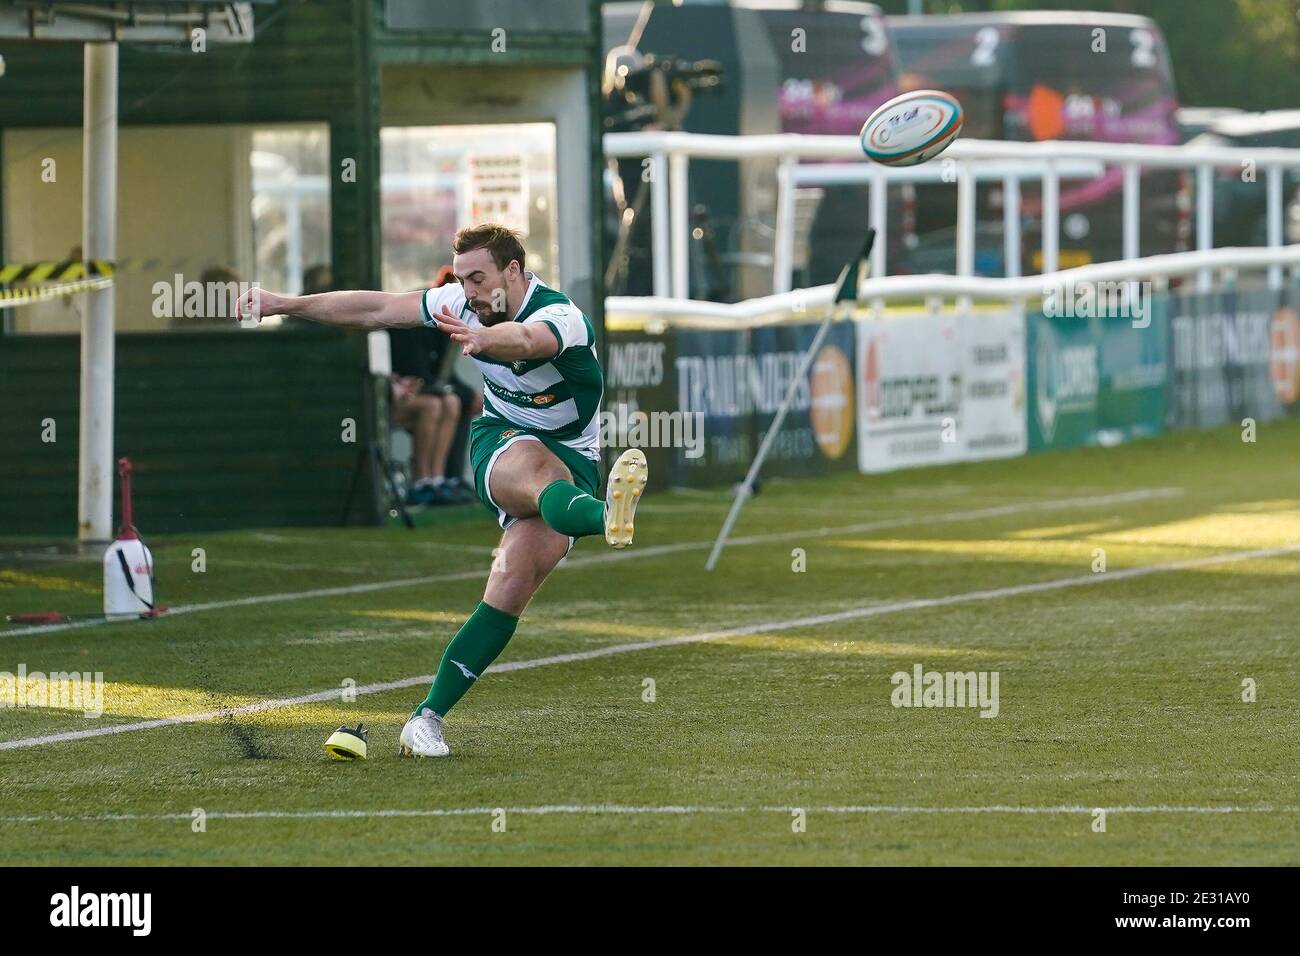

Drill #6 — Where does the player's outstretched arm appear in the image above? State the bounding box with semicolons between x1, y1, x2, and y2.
236;287;425;330
431;306;560;361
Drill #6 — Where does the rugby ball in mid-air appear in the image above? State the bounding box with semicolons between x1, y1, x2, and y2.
859;89;963;167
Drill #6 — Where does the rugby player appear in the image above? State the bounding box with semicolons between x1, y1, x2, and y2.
238;223;647;756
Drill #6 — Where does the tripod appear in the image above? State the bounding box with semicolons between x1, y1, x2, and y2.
342;372;414;529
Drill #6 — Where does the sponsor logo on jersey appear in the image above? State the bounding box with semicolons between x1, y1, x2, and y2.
487;379;565;409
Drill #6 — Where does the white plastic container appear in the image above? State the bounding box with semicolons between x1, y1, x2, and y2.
104;538;155;618
102;457;157;619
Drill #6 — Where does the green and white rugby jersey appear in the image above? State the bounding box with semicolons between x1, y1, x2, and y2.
420;274;603;460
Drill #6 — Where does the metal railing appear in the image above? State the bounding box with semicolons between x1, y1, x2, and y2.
606;244;1300;330
604;131;1300;300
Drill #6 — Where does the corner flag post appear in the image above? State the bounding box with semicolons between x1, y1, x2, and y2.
704;229;876;571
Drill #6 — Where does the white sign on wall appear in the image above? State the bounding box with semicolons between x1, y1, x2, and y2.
465;153;530;236
857;311;1026;473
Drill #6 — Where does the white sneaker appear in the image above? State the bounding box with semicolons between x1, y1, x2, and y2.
398;708;450;757
605;448;648;549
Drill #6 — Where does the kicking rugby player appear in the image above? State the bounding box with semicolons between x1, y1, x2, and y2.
238;223;647;756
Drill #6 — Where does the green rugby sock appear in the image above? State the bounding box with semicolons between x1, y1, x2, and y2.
537;478;605;538
415;601;518;717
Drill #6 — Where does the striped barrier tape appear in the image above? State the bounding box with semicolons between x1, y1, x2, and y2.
0;259;114;284
0;275;115;307
0;259;120;308
0;256;237;308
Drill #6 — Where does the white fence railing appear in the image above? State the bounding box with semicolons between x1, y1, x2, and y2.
606;245;1300;330
604;131;1300;299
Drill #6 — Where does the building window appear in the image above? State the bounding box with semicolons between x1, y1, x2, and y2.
2;123;329;334
380;123;558;293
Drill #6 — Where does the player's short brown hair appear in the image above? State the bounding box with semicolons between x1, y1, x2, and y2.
452;223;526;273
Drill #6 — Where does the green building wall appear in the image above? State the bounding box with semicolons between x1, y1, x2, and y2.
0;0;604;537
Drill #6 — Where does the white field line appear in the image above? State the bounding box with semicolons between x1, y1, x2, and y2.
0;541;1293;754
1;487;1182;639
0;804;1296;824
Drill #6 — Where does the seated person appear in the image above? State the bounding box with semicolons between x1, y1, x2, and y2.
389;334;474;506
387;267;479;506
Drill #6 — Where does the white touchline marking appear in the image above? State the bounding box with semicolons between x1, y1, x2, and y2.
0;569;488;638
491;544;1299;673
413;541;499;555
229;560;373;574
0;804;1295;824
1;487;1182;639
0;541;1293;753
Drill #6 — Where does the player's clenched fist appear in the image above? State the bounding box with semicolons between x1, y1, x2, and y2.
235;286;290;324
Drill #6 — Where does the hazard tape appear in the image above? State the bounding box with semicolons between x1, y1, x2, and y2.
0;256;222;308
0;259;114;284
0;259;120;308
0;256;204;283
0;276;114;307
0;259;115;307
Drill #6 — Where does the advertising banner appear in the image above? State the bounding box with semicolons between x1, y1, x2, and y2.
603;319;858;488
1027;299;1167;450
603;329;679;489
605;283;1300;493
1167;287;1300;429
748;321;859;477
857;310;1026;473
961;311;1029;462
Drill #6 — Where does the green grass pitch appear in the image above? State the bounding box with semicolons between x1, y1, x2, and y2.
1;421;1297;865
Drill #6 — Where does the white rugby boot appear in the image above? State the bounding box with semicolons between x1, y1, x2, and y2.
605;448;648;549
398;707;450;757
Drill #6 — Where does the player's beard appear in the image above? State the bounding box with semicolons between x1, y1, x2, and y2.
469;292;508;325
